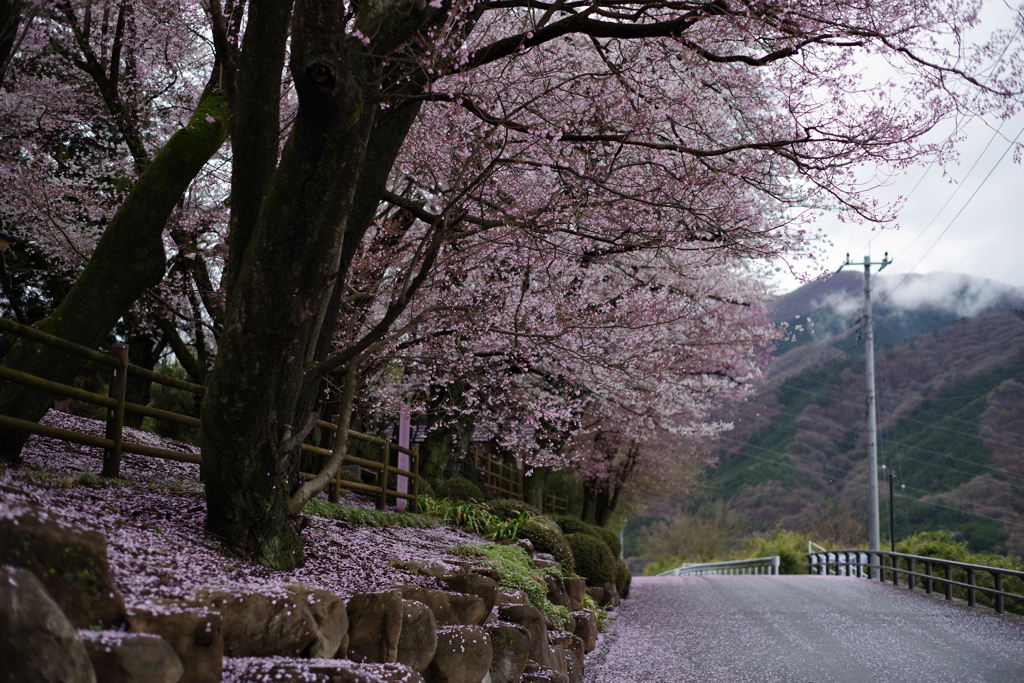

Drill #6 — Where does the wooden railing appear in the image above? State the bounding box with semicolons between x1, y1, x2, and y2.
471;446;571;514
474;448;523;499
543;492;569;516
0;317;418;510
301;422;419;511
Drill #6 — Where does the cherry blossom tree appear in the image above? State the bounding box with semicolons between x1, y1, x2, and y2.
0;0;230;436
0;0;1020;567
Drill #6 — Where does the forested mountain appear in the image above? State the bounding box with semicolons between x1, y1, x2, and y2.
709;273;1024;556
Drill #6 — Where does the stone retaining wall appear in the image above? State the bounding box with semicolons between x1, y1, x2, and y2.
0;505;621;683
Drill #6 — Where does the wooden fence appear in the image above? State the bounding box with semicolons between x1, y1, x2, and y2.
0;317;418;511
543;493;569;516
471;446;570;514
474;446;523;499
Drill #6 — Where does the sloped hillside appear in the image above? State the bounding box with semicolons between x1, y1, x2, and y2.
710;274;1024;557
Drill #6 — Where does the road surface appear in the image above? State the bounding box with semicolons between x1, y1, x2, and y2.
583;575;1024;683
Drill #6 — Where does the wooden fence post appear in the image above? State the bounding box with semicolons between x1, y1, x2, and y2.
330;465;341;504
412;445;420;512
377;442;390;510
102;343;129;478
329;417;341;504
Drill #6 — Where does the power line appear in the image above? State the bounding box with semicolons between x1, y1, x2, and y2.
753;374;1024;469
761;330;1024;451
878;121;1024;306
713;436;1024;529
717;428;1023;496
885;120;1008;270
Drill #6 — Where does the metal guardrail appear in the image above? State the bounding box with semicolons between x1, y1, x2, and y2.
807;549;1024;614
807;542;868;578
658;556;781;576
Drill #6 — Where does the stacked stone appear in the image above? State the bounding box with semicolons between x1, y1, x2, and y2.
1;506;613;683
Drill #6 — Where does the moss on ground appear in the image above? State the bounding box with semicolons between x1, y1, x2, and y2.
451;543;571;628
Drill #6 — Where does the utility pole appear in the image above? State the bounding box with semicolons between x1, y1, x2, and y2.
840;252;890;578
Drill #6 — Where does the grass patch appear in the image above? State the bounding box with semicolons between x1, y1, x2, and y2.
420;496;552;540
451;543;571;628
303;497;440;529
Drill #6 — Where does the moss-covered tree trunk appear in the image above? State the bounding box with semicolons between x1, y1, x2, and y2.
198;0;430;569
0;88;228;463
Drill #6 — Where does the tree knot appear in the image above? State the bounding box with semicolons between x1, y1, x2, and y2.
307;62;337;90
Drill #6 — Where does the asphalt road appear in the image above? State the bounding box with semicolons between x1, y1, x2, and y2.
582;575;1024;683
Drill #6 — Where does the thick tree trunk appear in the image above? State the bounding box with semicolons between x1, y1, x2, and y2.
198;0;434;568
0;89;228;463
0;0;26;87
595;489;613;528
582;486;613;527
287;98;425;477
123;325;166;429
523;466;549;509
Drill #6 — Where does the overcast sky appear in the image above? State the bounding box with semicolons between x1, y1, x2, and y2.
777;112;1024;294
772;2;1024;296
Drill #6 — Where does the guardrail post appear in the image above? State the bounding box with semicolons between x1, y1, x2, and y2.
377;442;390;511
967;568;976;607
907;558;915;591
944;564;953;601
924;561;932;595
995;573;1004;614
101;343;129;478
892;555;899;586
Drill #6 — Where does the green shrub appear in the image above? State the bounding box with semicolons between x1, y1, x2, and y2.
517;521;575;573
555;516;621;558
555;515;591;535
421;497;502;536
895;530;1024;614
746;527;813;575
488;498;542;520
436;477;485;502
642;556;685;576
615;562;632;599
895;530;971;562
591;526;622;559
566;533;616;586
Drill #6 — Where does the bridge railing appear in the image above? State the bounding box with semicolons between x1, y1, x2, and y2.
807;549;1024;614
657;556;781;576
807;543;868;578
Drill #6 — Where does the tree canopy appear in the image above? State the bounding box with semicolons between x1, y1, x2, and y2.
0;0;1020;566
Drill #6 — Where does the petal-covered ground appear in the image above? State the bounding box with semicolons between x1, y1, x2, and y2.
0;410;483;607
583;575;1024;683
